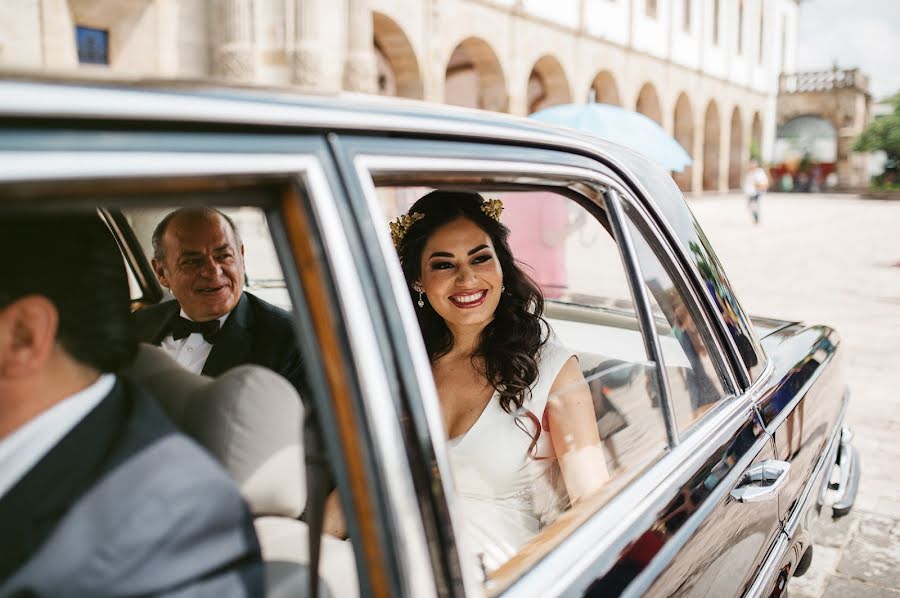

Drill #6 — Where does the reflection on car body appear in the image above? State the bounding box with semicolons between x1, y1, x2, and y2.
0;75;860;598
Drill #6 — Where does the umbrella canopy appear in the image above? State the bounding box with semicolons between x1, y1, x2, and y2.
529;103;693;172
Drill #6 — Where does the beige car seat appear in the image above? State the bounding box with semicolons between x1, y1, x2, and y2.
125;343;359;598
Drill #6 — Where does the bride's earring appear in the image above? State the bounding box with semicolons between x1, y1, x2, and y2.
413;283;425;308
501;284;506;292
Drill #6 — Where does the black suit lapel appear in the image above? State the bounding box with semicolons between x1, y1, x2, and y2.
202;293;253;377
0;380;129;581
138;302;180;345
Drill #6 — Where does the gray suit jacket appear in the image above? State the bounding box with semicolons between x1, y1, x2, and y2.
0;378;263;597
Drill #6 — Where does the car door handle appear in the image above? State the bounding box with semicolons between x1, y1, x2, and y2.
730;460;791;503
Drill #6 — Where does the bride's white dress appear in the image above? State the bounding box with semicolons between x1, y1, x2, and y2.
447;339;575;576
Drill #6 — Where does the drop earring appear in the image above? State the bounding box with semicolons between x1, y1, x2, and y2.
501;284;506;292
413;283;425;308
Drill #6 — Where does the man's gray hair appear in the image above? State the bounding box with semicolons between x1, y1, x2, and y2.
151;208;242;263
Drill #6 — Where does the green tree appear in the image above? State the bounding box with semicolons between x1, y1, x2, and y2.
854;92;900;164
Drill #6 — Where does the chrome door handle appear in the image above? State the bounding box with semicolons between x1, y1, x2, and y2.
730;459;791;503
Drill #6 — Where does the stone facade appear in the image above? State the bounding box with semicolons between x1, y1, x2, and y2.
0;0;803;193
777;69;874;188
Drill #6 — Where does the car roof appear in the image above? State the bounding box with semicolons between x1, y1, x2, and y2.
0;73;665;175
0;74;690;253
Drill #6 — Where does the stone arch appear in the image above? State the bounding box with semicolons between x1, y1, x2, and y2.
589;70;621;106
444;37;508;112
728;106;743;189
774;114;837;167
703;100;721;191
635;82;662;125
673;92;694;192
526;54;572;114
373;12;423;99
751;112;763;159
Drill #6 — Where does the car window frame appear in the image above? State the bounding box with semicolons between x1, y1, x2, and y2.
0;146;439;598
615;193;741;434
335;136;757;596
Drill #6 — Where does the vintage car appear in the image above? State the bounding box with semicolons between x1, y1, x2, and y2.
0;76;859;597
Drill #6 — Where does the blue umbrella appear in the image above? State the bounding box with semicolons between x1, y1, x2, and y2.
529;102;692;172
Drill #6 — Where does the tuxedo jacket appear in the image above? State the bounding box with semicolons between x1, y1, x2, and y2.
134;292;306;395
0;378;263;597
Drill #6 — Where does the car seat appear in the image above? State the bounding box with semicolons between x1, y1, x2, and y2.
125;344;359;598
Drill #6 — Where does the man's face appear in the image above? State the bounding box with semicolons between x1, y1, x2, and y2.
152;213;245;322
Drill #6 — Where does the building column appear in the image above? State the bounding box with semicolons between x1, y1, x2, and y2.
211;0;256;81
691;115;705;194
40;0;77;68
291;0;324;86
342;0;376;92
718;115;730;192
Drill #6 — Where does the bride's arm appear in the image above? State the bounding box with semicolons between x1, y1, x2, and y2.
546;356;610;505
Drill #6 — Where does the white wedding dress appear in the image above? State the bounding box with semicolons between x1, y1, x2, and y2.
447;339;575;577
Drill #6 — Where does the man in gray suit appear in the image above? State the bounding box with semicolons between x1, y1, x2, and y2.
0;213;263;597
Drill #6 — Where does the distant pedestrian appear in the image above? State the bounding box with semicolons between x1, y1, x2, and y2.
743;159;769;225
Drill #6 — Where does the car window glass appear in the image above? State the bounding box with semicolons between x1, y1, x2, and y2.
621;203;730;430
376;185;668;589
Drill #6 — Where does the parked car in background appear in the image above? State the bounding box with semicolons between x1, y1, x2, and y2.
0;76;859;597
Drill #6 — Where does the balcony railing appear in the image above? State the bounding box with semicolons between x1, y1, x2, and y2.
780;69;869;94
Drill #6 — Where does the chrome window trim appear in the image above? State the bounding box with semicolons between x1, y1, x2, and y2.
0;151;438;598
352;155;483;598
0;80;766;380
299;161;439;598
605;188;678;447
351;154;765;596
616;194;742;414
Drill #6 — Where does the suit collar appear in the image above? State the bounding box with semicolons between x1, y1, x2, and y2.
201;292;252;377
148;301;181;344
0;379;129;580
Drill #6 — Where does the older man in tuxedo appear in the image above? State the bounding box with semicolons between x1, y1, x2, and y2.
0;212;263;596
134;208;305;393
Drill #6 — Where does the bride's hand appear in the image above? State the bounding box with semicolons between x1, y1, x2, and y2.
323;489;349;539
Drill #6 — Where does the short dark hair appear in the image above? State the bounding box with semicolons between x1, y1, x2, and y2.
152;208;241;263
0;211;137;372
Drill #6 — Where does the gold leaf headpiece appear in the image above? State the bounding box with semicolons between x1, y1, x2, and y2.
481;198;504;221
390;211;425;250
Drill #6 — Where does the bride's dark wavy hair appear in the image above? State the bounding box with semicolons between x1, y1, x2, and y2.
396;190;549;421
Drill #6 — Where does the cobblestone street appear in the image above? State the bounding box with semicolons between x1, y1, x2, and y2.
689;192;900;598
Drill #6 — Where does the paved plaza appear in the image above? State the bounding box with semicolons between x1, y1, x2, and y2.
688;192;900;598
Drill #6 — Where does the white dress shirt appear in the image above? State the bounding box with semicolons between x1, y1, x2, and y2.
159;310;231;374
0;373;116;500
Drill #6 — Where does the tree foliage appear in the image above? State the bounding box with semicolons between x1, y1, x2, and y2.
854;92;900;162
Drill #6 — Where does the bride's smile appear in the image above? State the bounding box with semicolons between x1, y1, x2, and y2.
418;216;503;330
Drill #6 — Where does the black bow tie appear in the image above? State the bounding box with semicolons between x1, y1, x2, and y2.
171;316;220;343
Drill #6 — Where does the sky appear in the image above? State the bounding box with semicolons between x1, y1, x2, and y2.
795;0;900;100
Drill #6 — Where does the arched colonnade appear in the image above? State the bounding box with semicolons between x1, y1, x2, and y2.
372;11;764;193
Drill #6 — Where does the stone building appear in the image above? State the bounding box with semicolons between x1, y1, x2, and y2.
775;68;873;188
0;0;803;193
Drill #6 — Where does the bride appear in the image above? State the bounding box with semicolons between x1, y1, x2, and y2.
391;190;610;576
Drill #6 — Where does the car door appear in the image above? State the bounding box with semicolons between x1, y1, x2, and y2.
331;133;786;597
754;326;847;531
603;191;784;597
0;124;442;598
